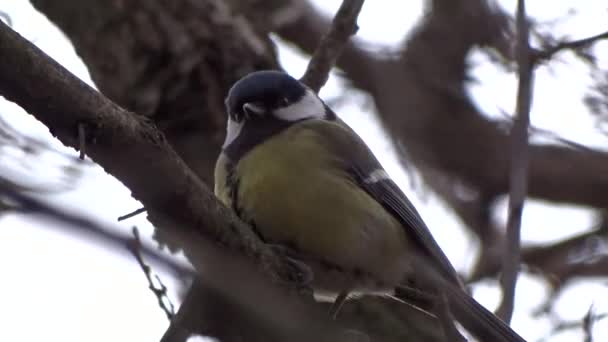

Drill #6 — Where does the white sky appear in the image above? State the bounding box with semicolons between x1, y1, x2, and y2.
1;0;608;341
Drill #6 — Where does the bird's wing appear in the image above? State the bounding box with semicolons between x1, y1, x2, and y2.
306;118;461;286
354;168;461;286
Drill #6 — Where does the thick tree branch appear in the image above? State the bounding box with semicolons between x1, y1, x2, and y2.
0;19;262;269
0;20;348;341
30;0;279;185
299;0;365;93
0;16;449;341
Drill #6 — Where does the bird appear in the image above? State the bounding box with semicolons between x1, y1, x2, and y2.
214;70;526;342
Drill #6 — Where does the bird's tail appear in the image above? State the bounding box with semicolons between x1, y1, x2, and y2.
444;284;526;342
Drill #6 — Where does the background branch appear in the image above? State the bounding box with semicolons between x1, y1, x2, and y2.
299;0;364;92
497;0;534;323
0;19;334;341
534;29;608;62
0;182;192;279
128;226;176;320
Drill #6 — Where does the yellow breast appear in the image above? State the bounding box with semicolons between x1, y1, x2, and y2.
230;123;409;288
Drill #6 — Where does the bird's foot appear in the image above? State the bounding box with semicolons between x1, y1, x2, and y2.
267;244;314;289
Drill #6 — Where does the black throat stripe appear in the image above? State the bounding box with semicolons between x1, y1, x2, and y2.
224;117;293;163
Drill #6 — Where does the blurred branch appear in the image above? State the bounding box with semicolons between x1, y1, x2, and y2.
0;11;11;26
498;109;602;154
118;207;146;221
77;122;86;159
583;305;595;342
0;182;192;279
0;115;88;192
299;0;364;93
128;226;176;320
275;0;608;206
471;223;608;284
540;308;607;342
497;0;533;323
274;2;608;323
0;180;351;342
534;29;608;62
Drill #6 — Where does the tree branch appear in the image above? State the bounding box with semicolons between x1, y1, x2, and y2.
272;2;608;300
128;226;176;320
0;20;349;341
299;0;365;93
497;0;534;324
0;19;268;275
534;29;608;62
0;181;192;279
0;16;449;341
275;0;608;210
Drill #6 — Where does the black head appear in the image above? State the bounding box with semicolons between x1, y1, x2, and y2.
222;70;332;159
225;70;308;122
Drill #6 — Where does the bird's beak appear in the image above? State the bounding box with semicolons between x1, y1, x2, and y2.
243;102;266;118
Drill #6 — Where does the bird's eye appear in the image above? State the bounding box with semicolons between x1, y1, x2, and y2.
243;102;265;118
280;97;289;106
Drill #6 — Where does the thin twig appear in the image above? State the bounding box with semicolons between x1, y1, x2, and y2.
118;207;147;221
497;109;601;154
0;184;193;279
77;122;86;160
299;0;365;93
128;226;176;320
497;0;534;324
583;305;595;342
540;310;608;341
534;30;608;62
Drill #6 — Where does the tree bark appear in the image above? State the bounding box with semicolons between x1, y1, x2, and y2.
31;0;279;185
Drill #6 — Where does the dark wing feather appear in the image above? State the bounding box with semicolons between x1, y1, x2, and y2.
309;119;461;286
354;169;461;286
309;119;525;342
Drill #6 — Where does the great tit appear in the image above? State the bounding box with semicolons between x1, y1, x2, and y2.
215;70;525;342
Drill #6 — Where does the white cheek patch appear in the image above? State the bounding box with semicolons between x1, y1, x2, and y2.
273;89;326;121
223;118;244;148
364;169;390;184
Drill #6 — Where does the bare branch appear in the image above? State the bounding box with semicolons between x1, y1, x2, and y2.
534;30;608;62
118;207;147;221
299;0;364;93
541;310;608;341
583;305;595;342
0;183;193;279
77;122;86;160
128;226;176;320
0;18;279;280
497;0;534;324
471;222;608;285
